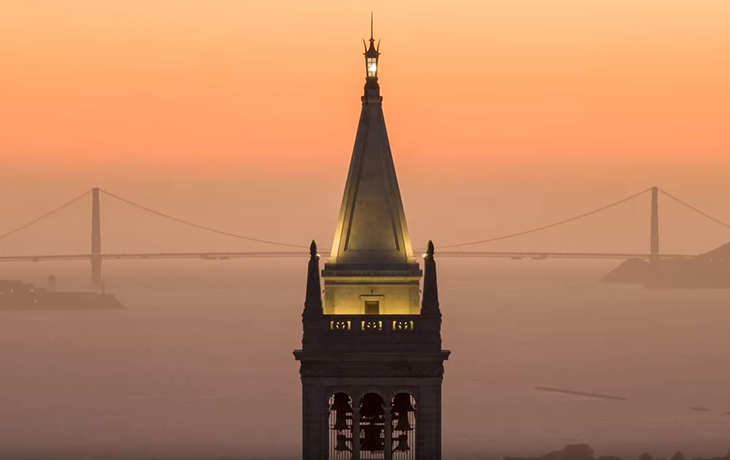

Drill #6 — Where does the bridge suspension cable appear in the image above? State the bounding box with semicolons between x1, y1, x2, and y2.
99;189;309;250
440;187;653;249
0;189;92;241
658;188;730;231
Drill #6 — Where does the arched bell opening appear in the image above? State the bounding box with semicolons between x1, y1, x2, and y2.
359;393;385;459
328;392;354;459
391;393;417;459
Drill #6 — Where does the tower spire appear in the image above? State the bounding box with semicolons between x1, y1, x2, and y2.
326;21;416;269
370;11;374;42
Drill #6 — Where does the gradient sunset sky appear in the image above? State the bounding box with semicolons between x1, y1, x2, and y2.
1;1;728;255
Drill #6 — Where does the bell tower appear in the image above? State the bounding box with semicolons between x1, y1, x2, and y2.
294;19;450;460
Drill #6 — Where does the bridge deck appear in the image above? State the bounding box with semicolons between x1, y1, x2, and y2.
0;251;698;262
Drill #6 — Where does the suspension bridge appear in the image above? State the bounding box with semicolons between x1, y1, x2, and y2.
0;186;728;288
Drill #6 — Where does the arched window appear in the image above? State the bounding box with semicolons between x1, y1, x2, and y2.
391;393;417;460
359;393;385;459
328;393;354;459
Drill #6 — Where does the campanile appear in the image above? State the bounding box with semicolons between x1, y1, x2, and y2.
294;21;450;460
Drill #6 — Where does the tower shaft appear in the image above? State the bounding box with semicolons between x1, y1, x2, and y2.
91;187;102;288
650;186;659;263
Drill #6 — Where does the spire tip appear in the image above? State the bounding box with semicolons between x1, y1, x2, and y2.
310;240;317;257
370;12;374;41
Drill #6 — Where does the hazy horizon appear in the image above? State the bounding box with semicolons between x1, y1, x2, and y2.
1;1;729;260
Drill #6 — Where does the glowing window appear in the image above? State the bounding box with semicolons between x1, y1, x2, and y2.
364;300;380;315
366;57;377;77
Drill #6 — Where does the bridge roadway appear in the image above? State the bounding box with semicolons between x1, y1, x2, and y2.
0;251;698;262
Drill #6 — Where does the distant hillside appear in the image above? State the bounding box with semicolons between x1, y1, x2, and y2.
602;242;730;288
603;258;650;284
505;444;730;460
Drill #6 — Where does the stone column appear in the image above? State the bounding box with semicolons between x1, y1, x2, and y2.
383;407;392;460
352;405;361;460
416;381;443;460
302;382;328;460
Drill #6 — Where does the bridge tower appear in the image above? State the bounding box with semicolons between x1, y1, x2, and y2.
294;22;450;460
650;186;659;264
91;187;102;288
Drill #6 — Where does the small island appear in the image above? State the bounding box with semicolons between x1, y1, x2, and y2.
0;279;124;311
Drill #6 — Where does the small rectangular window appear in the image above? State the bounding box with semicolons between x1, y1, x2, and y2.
364;300;380;315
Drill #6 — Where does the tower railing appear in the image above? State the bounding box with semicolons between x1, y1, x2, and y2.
302;314;443;353
327;315;417;333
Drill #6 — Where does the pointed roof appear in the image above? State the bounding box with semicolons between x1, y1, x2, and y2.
327;49;416;269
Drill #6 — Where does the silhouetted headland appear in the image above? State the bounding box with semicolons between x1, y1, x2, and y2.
506;444;730;460
603;242;730;288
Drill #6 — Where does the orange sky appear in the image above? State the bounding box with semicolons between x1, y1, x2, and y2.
1;0;729;255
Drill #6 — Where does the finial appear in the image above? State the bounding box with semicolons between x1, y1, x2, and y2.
422;240;441;317
303;239;322;316
362;13;381;96
310;240;317;258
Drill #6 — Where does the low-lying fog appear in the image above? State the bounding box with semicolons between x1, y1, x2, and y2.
1;259;729;459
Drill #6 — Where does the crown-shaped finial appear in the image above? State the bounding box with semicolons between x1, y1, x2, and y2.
363;13;380;57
